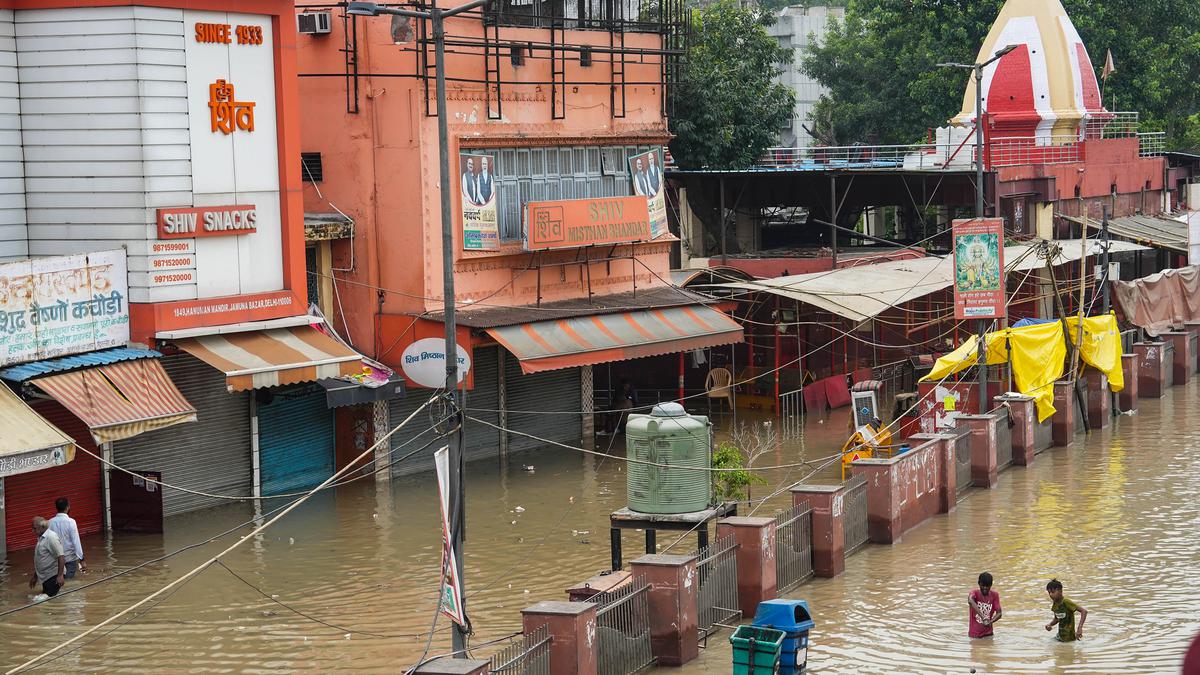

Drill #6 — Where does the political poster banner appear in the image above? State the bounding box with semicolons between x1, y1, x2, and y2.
628;148;667;238
434;446;467;627
460;152;500;251
952;218;1006;320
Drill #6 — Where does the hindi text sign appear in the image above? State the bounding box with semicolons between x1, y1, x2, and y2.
952;218;1006;320
524;196;652;251
628;148;667;238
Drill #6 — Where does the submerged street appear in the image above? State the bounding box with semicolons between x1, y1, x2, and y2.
1;380;1198;672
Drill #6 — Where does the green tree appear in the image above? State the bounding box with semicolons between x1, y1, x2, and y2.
668;0;795;169
802;0;1200;149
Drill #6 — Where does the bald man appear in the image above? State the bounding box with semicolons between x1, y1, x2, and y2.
28;516;65;597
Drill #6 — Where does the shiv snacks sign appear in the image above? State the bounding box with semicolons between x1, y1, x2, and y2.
157;205;259;239
523;196;652;251
0;250;130;367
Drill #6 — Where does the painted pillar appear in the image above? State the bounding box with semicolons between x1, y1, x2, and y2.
521;601;598;675
849;458;900;544
1134;342;1167;398
413;658;489;675
629;554;699;667
581;365;594;451
716;516;777;618
908;433;957;514
101;442;113;530
789;484;844;578
1162;332;1192;386
1081;369;1110;429
1051;381;1077;447
957;412;1000;488
372;399;389;482
1119;353;1139;412
995;394;1036;466
249;394;261;500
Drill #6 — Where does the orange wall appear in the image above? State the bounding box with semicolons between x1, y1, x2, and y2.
297;11;674;364
997;137;1165;205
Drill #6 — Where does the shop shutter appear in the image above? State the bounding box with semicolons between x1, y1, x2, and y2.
112;354;252;517
388;392;445;477
258;385;335;495
504;357;582;455
5;401;102;551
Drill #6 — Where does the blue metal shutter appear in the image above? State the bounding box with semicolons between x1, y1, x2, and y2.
258;385;335;496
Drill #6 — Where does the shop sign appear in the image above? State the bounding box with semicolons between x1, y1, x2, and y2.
952;218;1006;320
208;79;256;135
401;338;471;389
0;445;72;479
0;250;130;367
628;148;668;239
157;205;258;239
523;196;652;251
460;153;500;251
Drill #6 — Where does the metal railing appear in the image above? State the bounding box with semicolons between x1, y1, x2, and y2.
989;136;1083;167
780;387;804;440
696;534;741;641
758;143;942;169
842;474;869;557
488;625;552;675
1139;132;1166;157
995;413;1013;471
589;577;656;675
954;426;973;499
775;502;814;594
1083;111;1141;139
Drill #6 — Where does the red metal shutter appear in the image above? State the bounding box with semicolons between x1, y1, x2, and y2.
4;401;103;551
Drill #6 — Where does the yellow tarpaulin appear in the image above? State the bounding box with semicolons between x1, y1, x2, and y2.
920;315;1124;423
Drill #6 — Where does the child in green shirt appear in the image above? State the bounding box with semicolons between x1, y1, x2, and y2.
1045;579;1087;641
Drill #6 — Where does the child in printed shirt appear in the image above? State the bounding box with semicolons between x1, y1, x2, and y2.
1045;578;1087;641
968;571;1002;638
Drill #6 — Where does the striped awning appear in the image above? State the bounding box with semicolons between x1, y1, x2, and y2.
32;359;197;444
0;384;75;478
173;325;363;391
486;304;743;374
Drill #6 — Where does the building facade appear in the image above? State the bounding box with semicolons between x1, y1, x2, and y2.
767;4;843;149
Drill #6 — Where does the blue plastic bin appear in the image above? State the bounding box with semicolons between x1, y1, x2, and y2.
752;599;814;674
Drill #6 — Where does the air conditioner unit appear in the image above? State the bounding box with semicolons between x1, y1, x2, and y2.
297;12;332;35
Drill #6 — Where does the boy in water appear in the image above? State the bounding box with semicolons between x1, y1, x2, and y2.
968;571;1002;638
1045;579;1087;641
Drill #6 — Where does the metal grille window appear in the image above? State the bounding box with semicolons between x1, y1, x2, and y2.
475;144;658;241
305;246;319;308
301;152;323;182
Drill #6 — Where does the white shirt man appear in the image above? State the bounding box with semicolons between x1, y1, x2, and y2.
47;499;85;578
29;517;65;597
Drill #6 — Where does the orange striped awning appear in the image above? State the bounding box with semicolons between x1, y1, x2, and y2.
173;325;363;391
485;304;743;374
32;359;197;444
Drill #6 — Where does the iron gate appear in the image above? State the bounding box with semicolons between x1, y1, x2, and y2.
488;625;551;675
780;387;804;439
954;427;973;500
842;474;869;557
588;577;655;675
696;534;740;640
775;502;814;593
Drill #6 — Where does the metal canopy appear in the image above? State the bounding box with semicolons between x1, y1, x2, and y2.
715;239;1149;322
1065;213;1188;254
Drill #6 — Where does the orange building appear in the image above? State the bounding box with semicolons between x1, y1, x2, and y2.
295;1;742;470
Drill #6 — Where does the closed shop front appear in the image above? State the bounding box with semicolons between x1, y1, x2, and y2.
112;354;252;517
258;384;335;495
5;401;102;551
504;356;582;454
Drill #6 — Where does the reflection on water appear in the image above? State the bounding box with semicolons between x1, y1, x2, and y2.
0;388;1197;672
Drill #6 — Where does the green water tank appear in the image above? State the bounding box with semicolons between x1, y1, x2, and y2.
626;402;712;514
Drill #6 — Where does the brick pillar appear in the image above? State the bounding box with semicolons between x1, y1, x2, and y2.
1187;322;1200;372
629;554;699;666
521;602;598;675
1052;381;1079;446
1119;353;1139;412
716;516;777;618
789;484;844;578
909;433;956;513
957;413;999;488
1081;369;1110;429
995;395;1035;465
1134;342;1167;398
413;658;490;675
1162;332;1192;386
849;458;900;544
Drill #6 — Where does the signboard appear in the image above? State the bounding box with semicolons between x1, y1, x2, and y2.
628;148;667;238
952;218;1006;320
0;250;130;367
460;153;500;251
158;205;258;239
0;445;72;479
434;446;467;628
401;338;471;389
523;196;652;251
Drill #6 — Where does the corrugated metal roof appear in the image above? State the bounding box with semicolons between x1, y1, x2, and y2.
430;286;710;329
1064;213;1188;253
716;239;1148;322
0;348;161;383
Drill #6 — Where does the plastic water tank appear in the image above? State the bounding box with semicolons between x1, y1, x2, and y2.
625;402;712;514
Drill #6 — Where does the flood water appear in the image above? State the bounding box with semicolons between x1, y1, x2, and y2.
0;382;1197;672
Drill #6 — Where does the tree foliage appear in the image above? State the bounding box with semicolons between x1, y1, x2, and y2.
668;0;796;169
802;0;1200;149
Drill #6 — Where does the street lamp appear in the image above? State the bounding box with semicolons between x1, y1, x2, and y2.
937;43;1017;414
347;0;489;658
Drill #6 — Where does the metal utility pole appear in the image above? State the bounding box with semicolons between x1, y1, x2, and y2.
939;44;1017;413
348;0;489;656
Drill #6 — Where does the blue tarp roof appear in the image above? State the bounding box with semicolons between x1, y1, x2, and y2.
1011;317;1057;328
0;348;161;382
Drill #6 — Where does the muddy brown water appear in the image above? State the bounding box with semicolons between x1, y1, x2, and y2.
0;387;1197;673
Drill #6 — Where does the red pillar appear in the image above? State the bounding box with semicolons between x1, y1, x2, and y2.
521;602;598;675
909;432;957;514
1119;353;1139;412
1134;341;1167;398
630;554;699;667
790;484;845;578
1162;332;1193;386
1052;381;1077;447
717;516;777;618
995;394;1036;466
958;412;1000;488
1081;369;1110;429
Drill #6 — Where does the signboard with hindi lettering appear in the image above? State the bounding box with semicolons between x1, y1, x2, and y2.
628;148;668;239
523;196;652;251
459;153;500;251
0;250;130;367
952;218;1006;320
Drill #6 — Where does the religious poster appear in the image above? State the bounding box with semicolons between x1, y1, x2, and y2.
460;153;500;251
952;218;1006;320
0;250;130;366
628;148;667;238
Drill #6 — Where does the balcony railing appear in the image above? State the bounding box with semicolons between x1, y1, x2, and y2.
1138;131;1166;157
988;136;1083;167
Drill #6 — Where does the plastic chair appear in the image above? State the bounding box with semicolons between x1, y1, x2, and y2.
705;367;734;417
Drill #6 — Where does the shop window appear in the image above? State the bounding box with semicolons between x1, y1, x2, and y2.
305;246;320;309
302;152;323;182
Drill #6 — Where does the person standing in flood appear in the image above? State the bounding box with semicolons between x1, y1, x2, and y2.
1045;579;1087;641
47;497;85;579
28;517;65;598
968;571;1002;638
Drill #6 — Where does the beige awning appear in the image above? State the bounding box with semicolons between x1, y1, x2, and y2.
173;325;363;391
0;384;75;478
